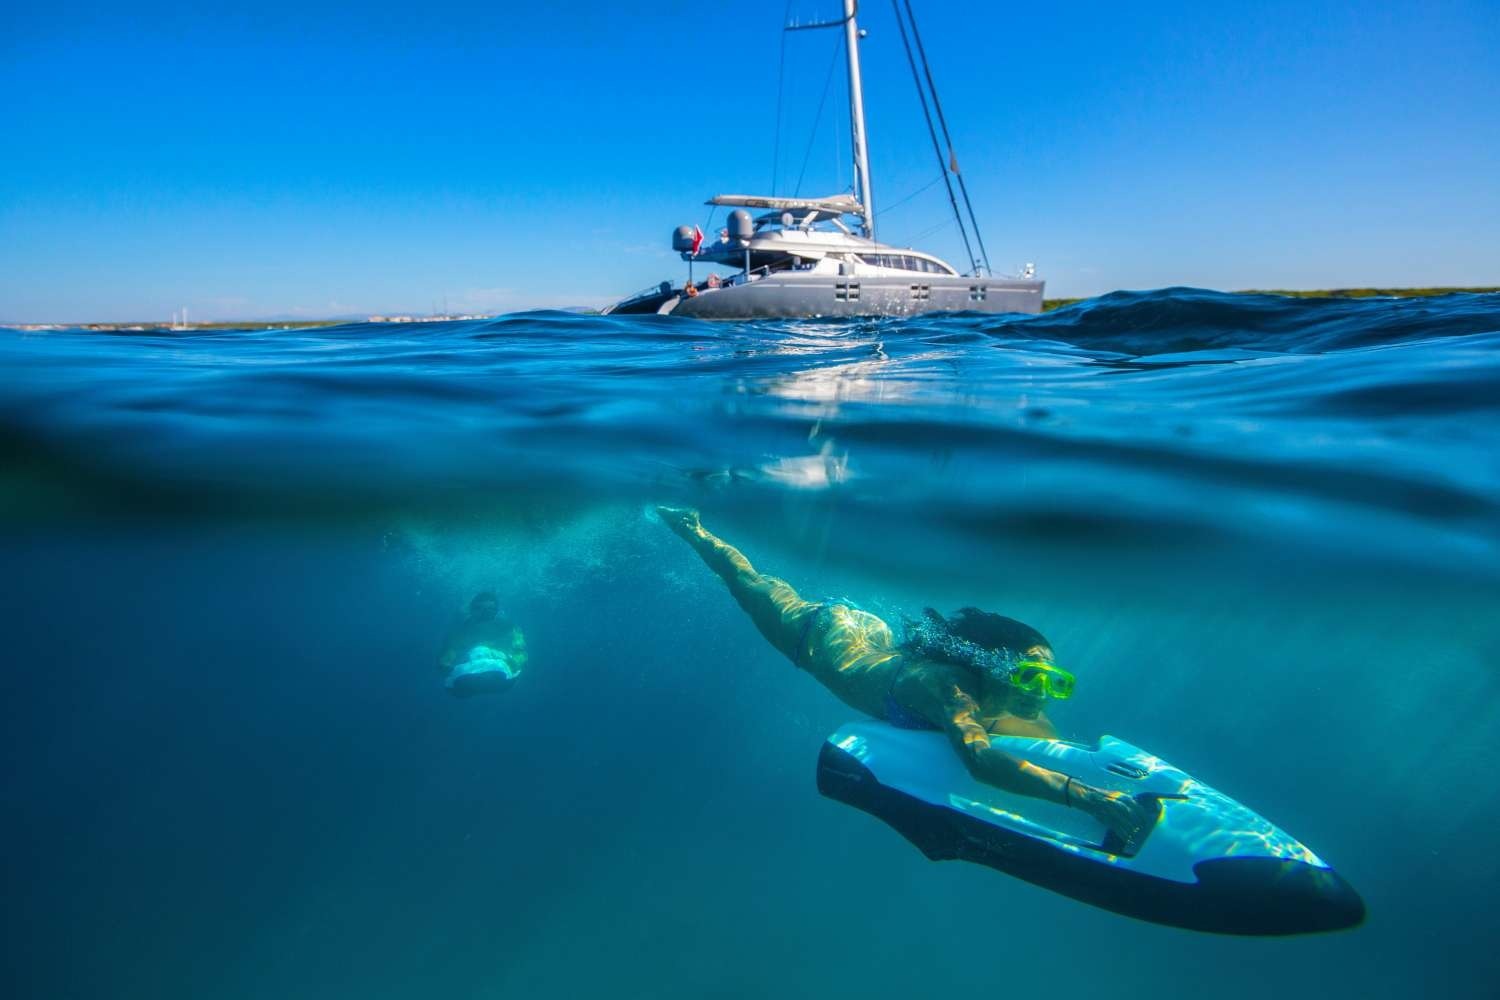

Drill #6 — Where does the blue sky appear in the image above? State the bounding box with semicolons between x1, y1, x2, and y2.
3;0;1498;321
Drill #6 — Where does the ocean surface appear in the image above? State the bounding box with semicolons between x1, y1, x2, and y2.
2;288;1498;999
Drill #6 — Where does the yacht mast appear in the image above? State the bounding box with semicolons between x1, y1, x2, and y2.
843;0;875;240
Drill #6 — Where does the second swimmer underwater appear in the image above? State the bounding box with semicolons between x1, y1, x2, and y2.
439;591;528;697
451;506;1362;934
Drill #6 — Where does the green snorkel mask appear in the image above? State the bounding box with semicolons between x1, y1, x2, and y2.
1009;659;1076;700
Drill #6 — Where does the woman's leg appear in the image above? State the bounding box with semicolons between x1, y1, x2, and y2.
658;507;816;662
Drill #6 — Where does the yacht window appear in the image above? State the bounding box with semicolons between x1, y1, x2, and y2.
861;253;933;271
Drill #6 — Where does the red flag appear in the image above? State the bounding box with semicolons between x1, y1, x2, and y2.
691;225;704;256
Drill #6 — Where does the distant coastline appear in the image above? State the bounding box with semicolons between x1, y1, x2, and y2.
8;287;1496;329
1039;286;1500;312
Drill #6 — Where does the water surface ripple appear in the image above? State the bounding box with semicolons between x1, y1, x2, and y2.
4;288;1497;571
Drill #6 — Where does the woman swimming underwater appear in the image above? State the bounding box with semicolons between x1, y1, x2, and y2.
657;507;1150;846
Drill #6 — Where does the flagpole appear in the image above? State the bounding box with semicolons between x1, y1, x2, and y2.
687;224;704;289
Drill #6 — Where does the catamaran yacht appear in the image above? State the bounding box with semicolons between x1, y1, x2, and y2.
605;1;1043;319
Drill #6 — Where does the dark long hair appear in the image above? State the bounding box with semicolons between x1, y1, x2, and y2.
902;607;1053;678
943;607;1051;657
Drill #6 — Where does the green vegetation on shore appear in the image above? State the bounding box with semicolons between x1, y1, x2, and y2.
6;319;357;332
181;321;348;330
1041;286;1499;312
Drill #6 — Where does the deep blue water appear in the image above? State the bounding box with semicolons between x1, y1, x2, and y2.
3;289;1499;999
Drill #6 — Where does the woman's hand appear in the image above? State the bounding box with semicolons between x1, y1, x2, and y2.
1072;782;1153;850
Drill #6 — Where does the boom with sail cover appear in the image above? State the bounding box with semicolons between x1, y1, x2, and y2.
708;194;865;215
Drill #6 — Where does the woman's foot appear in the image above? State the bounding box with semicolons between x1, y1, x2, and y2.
655;505;702;540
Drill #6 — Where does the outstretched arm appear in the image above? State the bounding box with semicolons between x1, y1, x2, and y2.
507;626;528;671
657;506;817;662
902;666;1071;799
896;665;1150;846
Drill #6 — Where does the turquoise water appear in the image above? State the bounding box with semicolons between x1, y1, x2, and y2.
3;289;1498;997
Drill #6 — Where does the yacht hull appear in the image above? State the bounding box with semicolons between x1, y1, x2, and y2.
657;274;1044;319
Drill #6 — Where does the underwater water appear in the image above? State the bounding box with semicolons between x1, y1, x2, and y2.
2;288;1498;999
